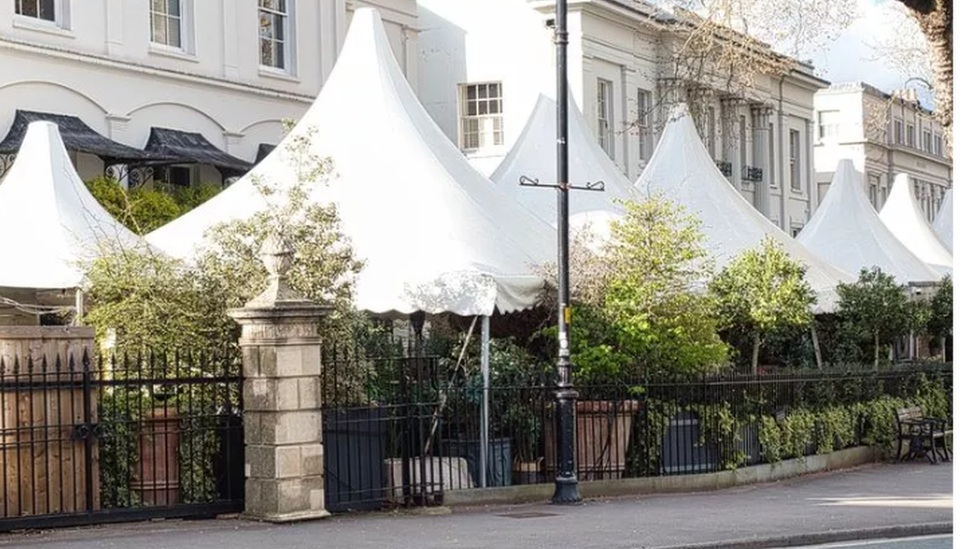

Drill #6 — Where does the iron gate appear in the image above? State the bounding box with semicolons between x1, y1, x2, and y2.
0;350;244;532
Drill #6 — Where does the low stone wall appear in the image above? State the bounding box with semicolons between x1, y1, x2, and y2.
442;446;883;507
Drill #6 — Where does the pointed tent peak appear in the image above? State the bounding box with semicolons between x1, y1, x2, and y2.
797;159;941;285
489;89;637;226
0;121;145;289
880;173;952;273
636;101;856;312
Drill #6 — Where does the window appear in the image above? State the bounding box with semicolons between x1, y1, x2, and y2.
923;130;932;153
459;83;504;150
706;106;716;158
259;0;291;71
935;135;943;157
818;110;841;139
789;129;801;191
638;89;653;161
597;79;614;159
868;174;880;209
907;123;916;148
15;0;55;21
894;119;904;145
151;0;183;49
739;115;747;175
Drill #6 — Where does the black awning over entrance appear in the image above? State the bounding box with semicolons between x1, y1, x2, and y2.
0;110;166;164
255;143;276;164
144;127;253;175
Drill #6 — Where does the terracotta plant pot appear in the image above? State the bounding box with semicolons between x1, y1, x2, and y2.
132;406;180;506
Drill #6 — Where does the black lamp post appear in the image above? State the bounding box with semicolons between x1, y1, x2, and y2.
550;0;581;505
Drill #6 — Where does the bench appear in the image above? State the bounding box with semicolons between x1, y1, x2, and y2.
895;406;951;463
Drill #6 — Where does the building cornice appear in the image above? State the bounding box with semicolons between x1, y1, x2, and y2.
0;35;317;104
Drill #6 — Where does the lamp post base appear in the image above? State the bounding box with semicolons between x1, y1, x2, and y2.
552;477;582;504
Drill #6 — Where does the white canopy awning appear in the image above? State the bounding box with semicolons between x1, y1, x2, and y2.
0;121;143;290
147;8;555;316
879;174;952;276
797;160;940;285
490;91;638;226
633;104;855;312
932;188;953;253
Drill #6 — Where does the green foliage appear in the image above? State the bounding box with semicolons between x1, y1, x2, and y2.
836;267;911;367
710;237;816;371
84;176;185;235
758;416;783;463
541;196;728;383
928;275;953;340
173;182;223;214
84;125;362;356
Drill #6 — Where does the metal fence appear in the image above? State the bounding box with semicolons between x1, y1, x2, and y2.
0;350;244;532
320;350;953;512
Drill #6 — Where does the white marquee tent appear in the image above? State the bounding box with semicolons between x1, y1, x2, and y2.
932;188;953;253
879;174;952;276
0;121;143;291
633;104;855;312
797;159;941;285
147;8;555;317
490;91;637;227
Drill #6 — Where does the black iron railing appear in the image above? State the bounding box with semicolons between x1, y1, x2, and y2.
716;160;733;177
318;354;953;511
743;165;764;183
0;349;244;532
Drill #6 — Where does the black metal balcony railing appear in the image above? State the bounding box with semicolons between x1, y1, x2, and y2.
743;166;764;183
716;160;733;177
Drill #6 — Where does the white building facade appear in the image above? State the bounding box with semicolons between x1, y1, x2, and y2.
814;82;952;222
0;0;418;185
417;0;827;233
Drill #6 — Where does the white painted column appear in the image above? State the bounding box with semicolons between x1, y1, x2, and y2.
105;0;124;57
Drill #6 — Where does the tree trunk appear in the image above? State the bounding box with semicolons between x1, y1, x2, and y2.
751;332;761;374
874;331;880;371
898;0;953;158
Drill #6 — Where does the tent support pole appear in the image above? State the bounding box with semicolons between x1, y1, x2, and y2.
479;314;490;489
811;324;822;369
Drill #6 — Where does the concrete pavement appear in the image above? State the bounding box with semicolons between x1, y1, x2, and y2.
0;462;952;549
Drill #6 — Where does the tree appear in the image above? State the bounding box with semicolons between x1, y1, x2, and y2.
539;197;728;381
835;267;911;370
84;126;363;357
927;275;952;359
710;237;816;373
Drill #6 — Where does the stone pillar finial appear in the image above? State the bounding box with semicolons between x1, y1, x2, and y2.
246;233;304;308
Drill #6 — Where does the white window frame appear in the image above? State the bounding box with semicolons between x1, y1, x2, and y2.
259;0;296;74
150;0;195;54
894;119;904;145
14;0;70;30
907;123;916;148
458;82;504;152
923;129;933;153
867;173;881;209
597;79;615;159
935;135;943;157
789;129;801;191
637;89;653;162
818;110;841;140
